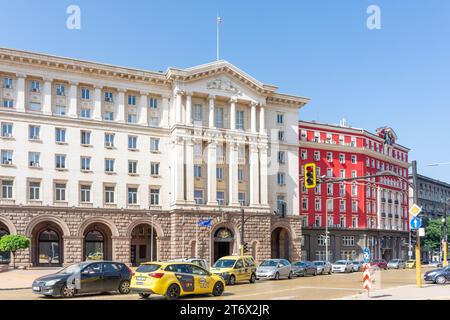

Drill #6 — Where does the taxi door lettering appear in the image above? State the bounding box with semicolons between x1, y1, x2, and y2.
175;273;195;292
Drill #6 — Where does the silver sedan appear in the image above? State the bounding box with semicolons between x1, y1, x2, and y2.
312;261;332;275
256;259;293;280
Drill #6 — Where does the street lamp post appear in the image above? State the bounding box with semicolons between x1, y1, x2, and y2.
443;199;448;267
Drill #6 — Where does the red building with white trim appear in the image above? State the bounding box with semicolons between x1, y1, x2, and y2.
299;120;410;262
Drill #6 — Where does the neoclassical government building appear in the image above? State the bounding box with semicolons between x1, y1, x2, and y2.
0;48;309;267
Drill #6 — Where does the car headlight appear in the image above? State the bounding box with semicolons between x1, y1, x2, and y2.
45;280;59;286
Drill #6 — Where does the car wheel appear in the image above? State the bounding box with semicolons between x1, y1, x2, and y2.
329;270;332;275
60;284;76;298
228;275;236;286
274;272;280;280
436;276;447;285
166;284;181;300
118;280;131;294
250;273;256;283
139;293;151;299
313;270;317;276
288;271;293;279
212;282;224;296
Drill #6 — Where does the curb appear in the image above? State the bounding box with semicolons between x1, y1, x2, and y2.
0;287;31;291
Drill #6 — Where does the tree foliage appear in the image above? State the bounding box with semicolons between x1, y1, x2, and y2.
424;217;449;252
0;235;30;269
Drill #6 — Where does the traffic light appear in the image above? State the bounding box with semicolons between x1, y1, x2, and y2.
411;229;418;246
243;242;249;254
304;163;317;189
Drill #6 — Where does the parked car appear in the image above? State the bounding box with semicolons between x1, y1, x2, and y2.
168;258;209;271
312;261;332;275
405;260;416;269
291;261;318;277
256;259;292;280
352;261;363;272
332;260;354;273
210;255;256;285
131;262;225;300
427;261;443;268
424;266;450;284
32;261;132;298
370;259;388;270
387;259;406;269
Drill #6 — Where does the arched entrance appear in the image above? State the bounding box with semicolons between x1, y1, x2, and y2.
0;223;10;264
83;224;112;261
130;224;158;266
213;228;235;263
271;227;290;260
32;223;63;267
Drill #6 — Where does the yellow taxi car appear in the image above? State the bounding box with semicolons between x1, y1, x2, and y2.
405;260;416;269
130;261;225;300
210;255;257;285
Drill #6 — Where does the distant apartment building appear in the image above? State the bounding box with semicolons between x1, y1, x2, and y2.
299;120;410;262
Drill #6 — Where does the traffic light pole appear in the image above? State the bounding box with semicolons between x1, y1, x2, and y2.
412;161;422;288
240;208;244;256
444;201;448;267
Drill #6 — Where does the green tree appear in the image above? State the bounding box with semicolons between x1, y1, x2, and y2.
424;217;450;256
0;235;30;269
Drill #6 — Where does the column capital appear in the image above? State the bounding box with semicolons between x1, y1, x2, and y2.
250;101;258;107
139;91;149;96
15;73;26;79
69;81;79;86
117;88;126;93
185;91;193;97
174;89;183;96
230;96;238;103
94;85;103;90
208;94;216;101
43;77;53;83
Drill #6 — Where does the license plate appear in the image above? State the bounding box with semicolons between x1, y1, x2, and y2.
33;286;41;291
136;282;144;286
136;277;146;281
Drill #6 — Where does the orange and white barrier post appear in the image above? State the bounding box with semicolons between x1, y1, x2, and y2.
362;263;372;298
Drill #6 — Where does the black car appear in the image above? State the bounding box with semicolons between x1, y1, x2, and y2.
424;266;450;284
291;261;318;277
32;261;132;298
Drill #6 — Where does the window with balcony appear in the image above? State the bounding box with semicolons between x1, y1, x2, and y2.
238;192;246;206
55;105;67;116
277;195;286;217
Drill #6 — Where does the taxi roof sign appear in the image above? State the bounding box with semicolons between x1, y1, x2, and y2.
409;204;422;217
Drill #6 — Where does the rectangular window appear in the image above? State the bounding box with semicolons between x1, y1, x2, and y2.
238;168;244;182
327;184;333;195
351;184;358;196
277;173;286;186
277;114;284;124
194;165;202;178
1;150;13;165
55;183;66;202
149;98;158;109
29;102;41;111
128;161;138;174
315;216;322;227
1;180;13;199
194;190;203;205
342;236;355;246
194;143;202;157
339;200;346;212
340;216;346;228
80;185;91;203
150;188;160;205
217;191;225;205
314;151;320;161
327;152;333;162
236;110;244;130
339;154;345;163
55;105;66;116
80;131;91;145
301;150;307;160
104;111;114;121
104;92;113;102
104;133;115;147
278;151;286;164
81;88;90;100
29;181;40;200
81;156;91;171
128;95;136;105
105;159;115;172
127;114;137;124
128;187;138;204
278;131;285;142
56;84;65;96
352;216;358;228
150;162;160;176
193;104;202;123
128;136;138;150
216;167;224;180
339;169;345;178
215;107;224;128
315;198;321;211
29;125;40;140
326;199;334;211
302;198;308;210
104;186;115;204
1;123;13;137
3;100;14;108
238;146;245;162
150;138;160;152
351;155;357;164
238;192;246;206
352;200;358;213
28;152;40;167
80;108;91;118
55;128;66;143
3;77;13;89
30;80;40;92
55;155;66;169
277;196;286;217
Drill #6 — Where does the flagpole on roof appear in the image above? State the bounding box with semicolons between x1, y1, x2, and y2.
216;15;222;61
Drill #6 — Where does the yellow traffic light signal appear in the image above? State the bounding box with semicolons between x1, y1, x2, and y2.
304;163;317;189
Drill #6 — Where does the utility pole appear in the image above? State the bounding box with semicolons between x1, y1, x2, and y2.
444;200;448;267
412;160;421;288
240;207;244;256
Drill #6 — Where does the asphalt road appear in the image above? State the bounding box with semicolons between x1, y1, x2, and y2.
0;268;421;300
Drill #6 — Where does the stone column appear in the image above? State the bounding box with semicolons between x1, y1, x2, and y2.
230;97;237;130
185;92;193;125
175;90;183;124
259;103;266;134
207;140;217;205
15;74;26;112
249;144;260;206
42;78;52;115
173;137;185;204
228;142;239;206
139;92;148;125
63;236;83;265
93;85;103;120
208;95;215;128
116;89;126;122
250;101;257;133
377;187;382;229
112;237;131;264
185;138;195;204
68;82;78;118
259;146;269;206
161;94;170;127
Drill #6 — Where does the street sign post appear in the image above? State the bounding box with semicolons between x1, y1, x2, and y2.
363;247;371;263
410;216;422;230
409;204;422;217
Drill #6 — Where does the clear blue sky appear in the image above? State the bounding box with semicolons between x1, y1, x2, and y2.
1;0;449;182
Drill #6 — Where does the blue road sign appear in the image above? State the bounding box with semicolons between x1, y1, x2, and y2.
410;216;422;230
363;247;371;263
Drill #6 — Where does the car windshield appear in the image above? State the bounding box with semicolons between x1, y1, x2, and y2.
136;264;161;273
260;260;278;267
390;259;399;263
293;262;305;267
335;261;347;265
59;263;89;274
407;260;415;263
313;261;324;266
353;261;360;264
213;259;236;268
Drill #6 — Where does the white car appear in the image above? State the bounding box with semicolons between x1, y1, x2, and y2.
332;260;354;273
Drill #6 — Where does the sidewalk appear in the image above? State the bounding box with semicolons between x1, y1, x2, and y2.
0;269;59;290
340;284;450;300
